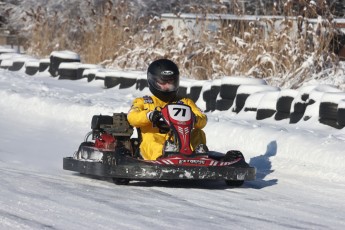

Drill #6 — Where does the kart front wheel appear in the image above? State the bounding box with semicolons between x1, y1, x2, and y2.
113;178;130;185
225;180;244;187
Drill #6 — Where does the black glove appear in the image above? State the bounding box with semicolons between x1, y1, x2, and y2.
148;110;162;125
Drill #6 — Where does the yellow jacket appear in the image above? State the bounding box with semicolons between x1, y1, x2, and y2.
127;95;207;160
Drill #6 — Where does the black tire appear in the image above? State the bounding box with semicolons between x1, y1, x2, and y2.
177;86;188;98
58;68;78;80
113;178;130;185
338;108;345;126
233;94;250;113
225;180;244;187
274;111;290;121
319;102;338;120
49;56;79;77
136;78;148;91
223;150;247;187
256;109;276;120
39;61;50;72
9;61;24;71
119;77;137;89
219;84;239;100
319;102;341;129
104;76;120;88
289;102;307;124
216;99;234;111
25;66;39;76
276;96;294;113
189;86;202;102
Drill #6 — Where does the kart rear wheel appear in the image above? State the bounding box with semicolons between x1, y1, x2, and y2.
112;178;130;185
225;180;244;187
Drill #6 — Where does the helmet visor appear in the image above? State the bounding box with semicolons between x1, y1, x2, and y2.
148;73;179;92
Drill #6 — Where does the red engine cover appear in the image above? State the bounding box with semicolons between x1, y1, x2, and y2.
95;133;116;150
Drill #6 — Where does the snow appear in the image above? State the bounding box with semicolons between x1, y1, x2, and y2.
50;50;80;60
25;60;40;68
236;84;280;95
257;91;281;110
58;62;81;70
1;68;345;229
221;76;267;85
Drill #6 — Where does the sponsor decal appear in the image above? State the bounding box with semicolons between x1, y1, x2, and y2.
161;70;174;75
179;159;206;165
143;95;153;104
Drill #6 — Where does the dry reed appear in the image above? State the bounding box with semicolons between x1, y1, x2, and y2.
21;0;340;88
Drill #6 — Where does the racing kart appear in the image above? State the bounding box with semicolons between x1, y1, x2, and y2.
63;103;256;186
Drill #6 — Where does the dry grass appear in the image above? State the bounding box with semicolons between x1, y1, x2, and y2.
21;0;340;88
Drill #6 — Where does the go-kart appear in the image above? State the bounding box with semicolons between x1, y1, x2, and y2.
63;103;256;186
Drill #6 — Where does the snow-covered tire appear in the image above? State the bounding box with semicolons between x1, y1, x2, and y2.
233;93;250;113
338;107;345;126
274;96;294;120
319;102;340;128
136;79;148;91
177;86;188;98
104;76;120;89
39;61;50;72
256;108;276;120
189;86;202;103
219;84;239;100
58;68;78;80
203;85;221;112
25;66;39;76
289;102;307;124
113;178;130;185
216;99;234;111
9;61;24;71
119;77;137;89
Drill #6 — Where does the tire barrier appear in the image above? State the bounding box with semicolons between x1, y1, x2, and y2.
58;62;80;80
49;50;80;77
136;74;148;91
83;68;103;82
39;59;50;72
243;92;266;113
274;90;299;121
118;71;140;89
2;47;345;130
216;77;267;111
289;85;318;124
9;58;25;71
319;92;345;129
77;64;101;80
256;91;280;120
104;76;121;89
189;81;204;103
203;79;221;112
289;85;342;124
103;70;140;89
337;101;345;127
233;84;279;113
25;60;39;76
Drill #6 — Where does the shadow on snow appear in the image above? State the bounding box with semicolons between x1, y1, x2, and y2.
247;141;278;189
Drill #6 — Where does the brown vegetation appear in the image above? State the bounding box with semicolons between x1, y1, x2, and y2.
21;0;341;88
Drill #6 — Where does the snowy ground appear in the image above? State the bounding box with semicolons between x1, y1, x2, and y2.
1;68;345;229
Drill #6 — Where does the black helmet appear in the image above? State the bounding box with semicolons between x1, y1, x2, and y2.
147;59;180;102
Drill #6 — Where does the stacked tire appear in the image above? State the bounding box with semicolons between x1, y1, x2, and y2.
49;50;80;77
319;92;345;129
216;77;267;112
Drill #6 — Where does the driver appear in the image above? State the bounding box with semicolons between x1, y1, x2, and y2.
127;59;208;160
